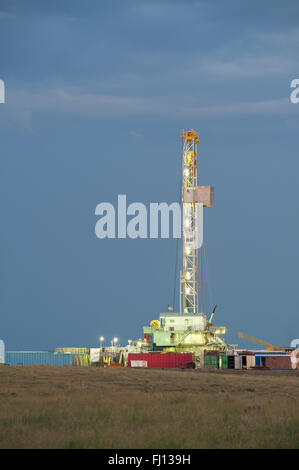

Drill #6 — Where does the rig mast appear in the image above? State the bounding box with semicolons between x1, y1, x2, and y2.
180;129;200;314
180;129;214;315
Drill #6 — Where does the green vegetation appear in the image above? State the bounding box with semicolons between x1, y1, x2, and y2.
0;366;298;449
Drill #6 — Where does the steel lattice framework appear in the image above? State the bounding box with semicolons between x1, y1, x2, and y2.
180;129;201;314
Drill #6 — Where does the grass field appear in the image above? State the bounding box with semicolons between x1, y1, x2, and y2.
0;365;298;449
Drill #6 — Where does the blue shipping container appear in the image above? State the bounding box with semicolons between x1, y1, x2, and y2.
255;356;261;366
255;352;288;356
5;351;73;366
254;353;288;367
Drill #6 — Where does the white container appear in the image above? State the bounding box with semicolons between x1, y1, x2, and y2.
291;350;299;369
234;355;242;369
246;355;255;369
0;340;5;364
90;348;101;363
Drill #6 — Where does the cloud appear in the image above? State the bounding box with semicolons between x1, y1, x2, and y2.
256;27;299;47
0;11;15;20
131;1;208;19
0;107;33;131
195;98;293;116
199;56;297;79
2;85;296;131
6;87;168;117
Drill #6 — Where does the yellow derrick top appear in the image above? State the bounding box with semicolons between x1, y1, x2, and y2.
181;129;199;142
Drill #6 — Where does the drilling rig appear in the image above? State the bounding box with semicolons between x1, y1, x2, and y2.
142;130;228;362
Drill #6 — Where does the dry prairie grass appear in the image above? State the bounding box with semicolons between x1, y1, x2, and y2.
0;366;298;449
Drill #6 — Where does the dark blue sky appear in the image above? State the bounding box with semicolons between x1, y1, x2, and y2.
0;0;298;350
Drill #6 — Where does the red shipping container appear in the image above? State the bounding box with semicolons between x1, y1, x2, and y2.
265;356;291;369
128;352;194;369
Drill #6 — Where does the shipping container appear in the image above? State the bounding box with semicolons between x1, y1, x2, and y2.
219;355;228;369
260;356;267;367
246;355;255;369
254;351;289;356
5;351;73;366
241;356;247;368
204;355;218;369
128;352;194;369
254;353;290;368
255;356;261;366
265;356;292;369
234;355;242;369
89;348;101;363
0;339;4;364
291;350;299;369
228;355;235;369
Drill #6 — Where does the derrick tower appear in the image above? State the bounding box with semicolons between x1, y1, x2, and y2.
180;129;213;314
180;129;200;314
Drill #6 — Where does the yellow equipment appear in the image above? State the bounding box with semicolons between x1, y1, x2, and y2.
72;353;91;367
238;331;286;352
55;347;88;354
102;355;112;366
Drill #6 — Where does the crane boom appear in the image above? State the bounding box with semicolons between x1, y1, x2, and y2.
237;331;286;351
